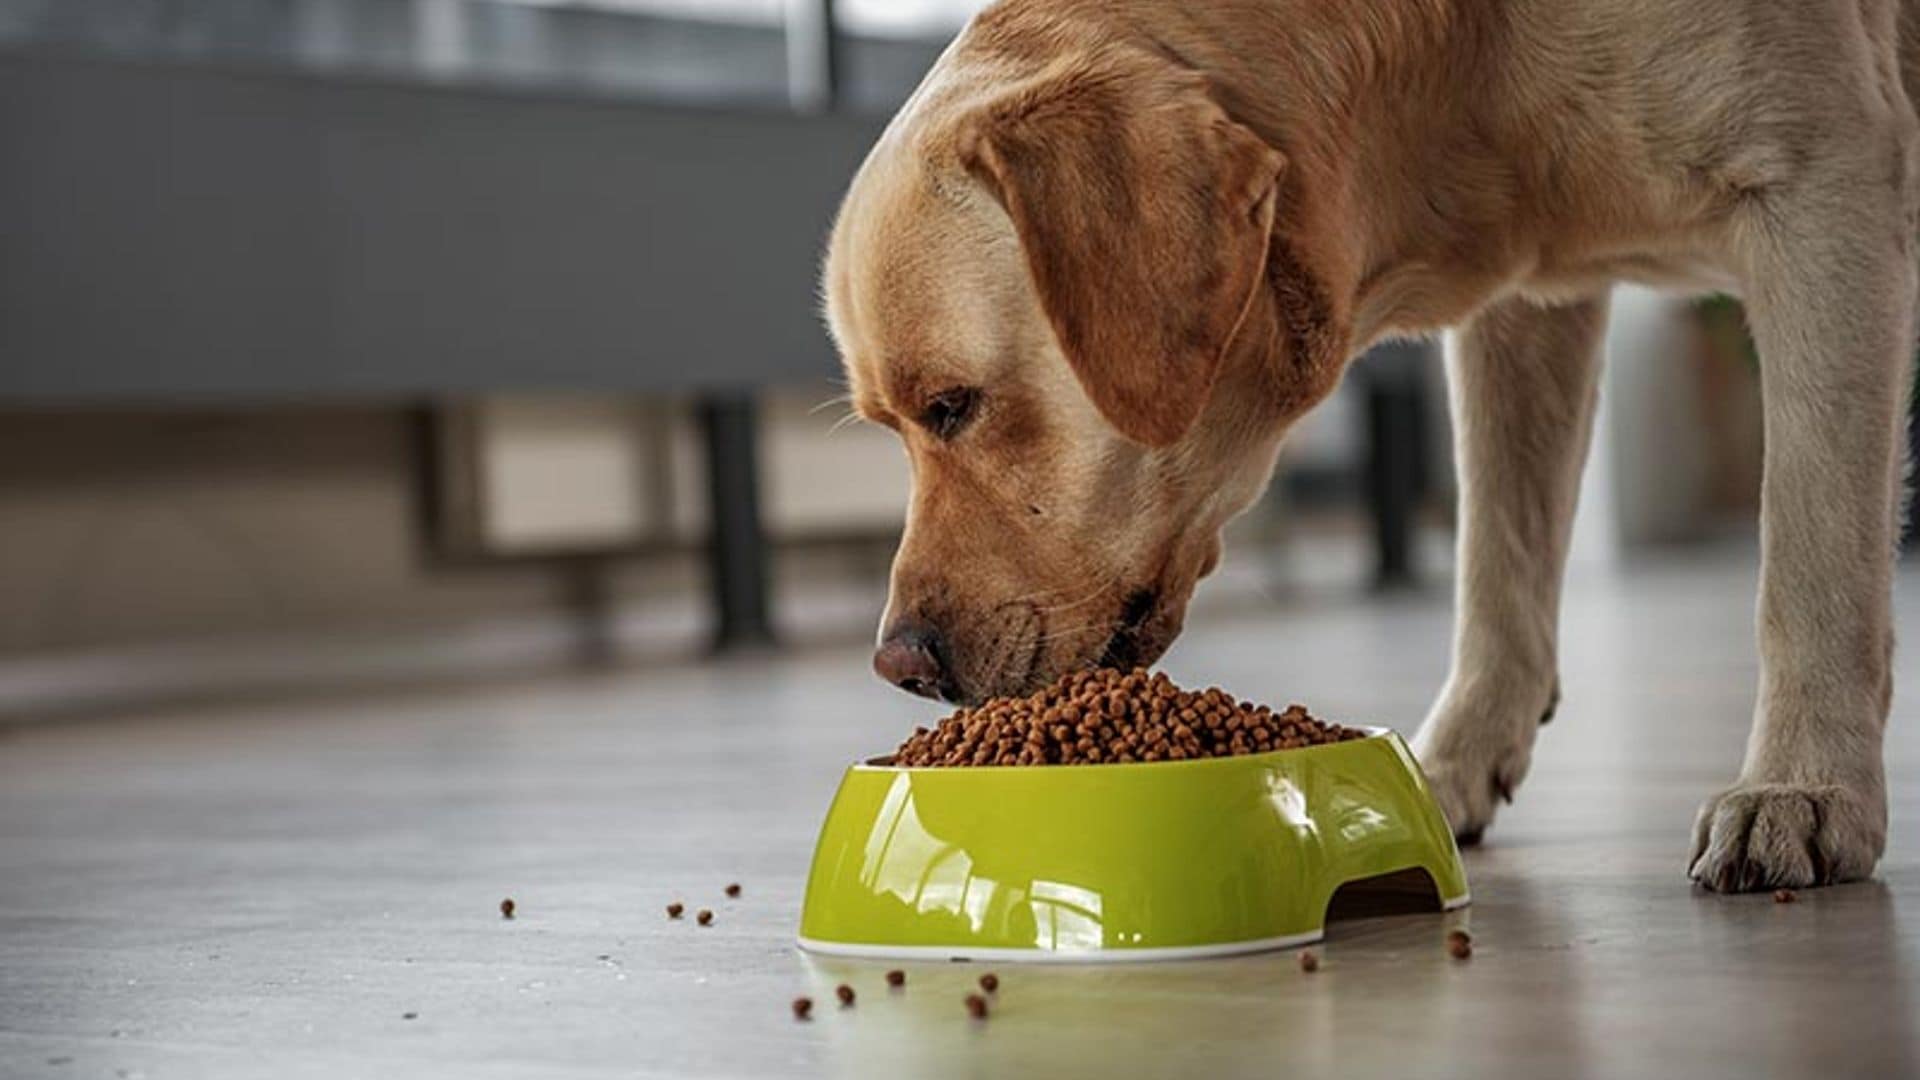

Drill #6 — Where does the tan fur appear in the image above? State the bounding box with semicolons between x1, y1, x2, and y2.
823;0;1920;891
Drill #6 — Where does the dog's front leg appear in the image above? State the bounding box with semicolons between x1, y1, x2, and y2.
1687;184;1912;891
1412;293;1609;842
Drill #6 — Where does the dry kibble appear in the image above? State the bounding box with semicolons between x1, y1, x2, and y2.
1298;949;1319;973
890;667;1363;767
792;997;813;1020
666;902;684;919
965;993;990;1019
499;898;515;920
1774;888;1797;904
725;883;742;898
885;969;906;988
1446;929;1473;959
696;909;714;926
836;984;856;1006
978;973;999;993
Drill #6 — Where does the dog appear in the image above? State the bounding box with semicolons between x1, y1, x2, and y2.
821;0;1918;892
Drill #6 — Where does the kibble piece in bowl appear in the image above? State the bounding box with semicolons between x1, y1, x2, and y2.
889;667;1365;768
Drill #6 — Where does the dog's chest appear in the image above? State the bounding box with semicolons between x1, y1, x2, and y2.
1522;248;1740;302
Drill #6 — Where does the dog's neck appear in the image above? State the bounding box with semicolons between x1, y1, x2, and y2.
960;0;1531;340
945;0;1553;436
1146;0;1526;344
1114;0;1528;444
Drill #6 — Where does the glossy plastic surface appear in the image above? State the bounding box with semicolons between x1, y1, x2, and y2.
797;730;1467;962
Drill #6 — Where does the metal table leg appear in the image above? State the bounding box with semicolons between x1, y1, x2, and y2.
1362;342;1432;589
699;392;776;650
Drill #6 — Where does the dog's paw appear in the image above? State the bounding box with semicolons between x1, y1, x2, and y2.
1411;714;1536;844
1687;782;1885;892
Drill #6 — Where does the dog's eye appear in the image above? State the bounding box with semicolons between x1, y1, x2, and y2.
919;387;980;440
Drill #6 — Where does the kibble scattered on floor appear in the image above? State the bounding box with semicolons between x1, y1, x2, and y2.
977;973;999;993
696;909;714;926
791;997;812;1021
498;898;515;920
964;993;990;1019
725;883;742;898
890;667;1365;767
1774;888;1798;904
885;970;906;988
835;984;856;1006
666;902;684;919
1447;929;1473;959
1298;949;1319;973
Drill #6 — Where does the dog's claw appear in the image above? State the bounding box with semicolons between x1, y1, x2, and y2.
1413;709;1538;846
1688;782;1883;893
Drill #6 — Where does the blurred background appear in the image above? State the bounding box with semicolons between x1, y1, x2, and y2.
1;0;1914;721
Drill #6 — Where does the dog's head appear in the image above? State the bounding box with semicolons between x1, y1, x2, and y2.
824;38;1356;704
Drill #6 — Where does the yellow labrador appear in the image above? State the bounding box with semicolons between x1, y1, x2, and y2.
822;0;1919;892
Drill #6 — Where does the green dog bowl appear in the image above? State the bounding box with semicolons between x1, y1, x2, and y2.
797;729;1467;962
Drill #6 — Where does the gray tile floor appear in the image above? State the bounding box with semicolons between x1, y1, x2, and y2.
3;549;1918;1078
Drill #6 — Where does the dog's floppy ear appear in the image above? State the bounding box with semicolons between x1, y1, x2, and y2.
957;54;1286;447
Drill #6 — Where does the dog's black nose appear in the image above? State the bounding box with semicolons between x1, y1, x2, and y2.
874;622;952;701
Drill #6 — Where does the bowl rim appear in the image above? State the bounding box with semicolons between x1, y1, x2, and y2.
850;725;1399;774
